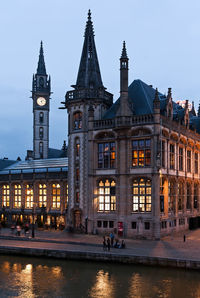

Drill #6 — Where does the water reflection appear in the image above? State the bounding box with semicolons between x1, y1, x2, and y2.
0;256;199;297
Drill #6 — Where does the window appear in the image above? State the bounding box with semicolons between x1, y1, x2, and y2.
179;147;183;171
131;222;137;229
132;178;151;212
73;112;82;130
39;112;44;123
97;221;102;228
194;184;198;209
186;183;192;210
39;142;43;157
39;77;44;87
98;143;115;169
132;139;151;167
39;184;47;208
187;151;191;172
75;169;80;182
170;144;175;169
168;180;176;212
144;222;150;230
178;182;184;211
98;180;116;212
109;221;114;228
52;184;60;209
103;221;108;228
161;140;165;168
39;127;43;139
14;184;21;208
75;191;80;203
66;184;68;209
2;185;9;207
75;139;80;157
195;153;198;174
25;185;33;208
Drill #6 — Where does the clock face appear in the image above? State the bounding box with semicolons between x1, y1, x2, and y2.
37;97;46;106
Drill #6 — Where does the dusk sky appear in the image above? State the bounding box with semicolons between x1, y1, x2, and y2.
1;0;200;160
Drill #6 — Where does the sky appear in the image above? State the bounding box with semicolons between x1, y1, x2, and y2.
1;0;200;160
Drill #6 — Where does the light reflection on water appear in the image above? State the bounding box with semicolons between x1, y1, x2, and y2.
0;256;199;297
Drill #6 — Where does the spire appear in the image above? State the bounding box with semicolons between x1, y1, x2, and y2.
37;41;46;75
75;10;104;89
191;101;196;116
121;41;128;59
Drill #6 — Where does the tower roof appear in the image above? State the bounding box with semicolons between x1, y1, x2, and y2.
121;41;128;59
37;41;46;75
75;10;104;89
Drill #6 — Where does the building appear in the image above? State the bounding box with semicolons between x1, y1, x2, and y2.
61;10;200;239
1;10;200;238
0;42;68;228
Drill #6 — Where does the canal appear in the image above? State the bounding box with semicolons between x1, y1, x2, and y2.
0;255;199;297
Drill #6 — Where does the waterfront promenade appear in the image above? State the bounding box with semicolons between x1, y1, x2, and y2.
0;228;199;269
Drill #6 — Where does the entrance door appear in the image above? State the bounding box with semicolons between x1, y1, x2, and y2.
74;211;81;229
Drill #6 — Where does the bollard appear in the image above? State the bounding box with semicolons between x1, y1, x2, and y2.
183;234;186;242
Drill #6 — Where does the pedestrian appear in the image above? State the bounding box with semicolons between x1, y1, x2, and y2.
103;237;106;251
107;237;111;251
16;225;21;236
110;232;114;247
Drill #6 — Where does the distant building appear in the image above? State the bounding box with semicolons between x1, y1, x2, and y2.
1;11;200;238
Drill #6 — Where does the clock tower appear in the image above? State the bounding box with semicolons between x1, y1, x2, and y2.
32;42;51;159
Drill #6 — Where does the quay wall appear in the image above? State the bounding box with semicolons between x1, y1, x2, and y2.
0;246;199;270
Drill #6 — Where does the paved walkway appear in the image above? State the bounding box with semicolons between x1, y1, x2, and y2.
0;228;199;262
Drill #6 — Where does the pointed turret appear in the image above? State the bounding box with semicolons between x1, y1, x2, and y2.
117;41;132;117
75;10;104;90
153;88;160;110
37;41;46;75
198;102;200;117
191;101;196;116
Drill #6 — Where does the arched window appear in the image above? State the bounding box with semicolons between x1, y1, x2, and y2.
73;112;82;130
39;142;43;157
39;184;47;207
14;184;21;208
52;184;60;209
25;185;33;208
39;127;43;139
2;185;9;207
178;182;184;211
132;178;151;212
39;112;44;123
98;179;116;212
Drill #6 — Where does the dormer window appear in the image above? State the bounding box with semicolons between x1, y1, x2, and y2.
73;112;82;130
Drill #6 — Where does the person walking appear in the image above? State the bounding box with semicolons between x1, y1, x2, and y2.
107;237;111;251
110;232;114;247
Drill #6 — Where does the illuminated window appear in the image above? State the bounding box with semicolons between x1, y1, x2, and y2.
170;144;175;169
132;179;151;212
98;143;115;168
39;184;47;207
39;127;43;139
132;139;151;167
168;181;176;212
52;184;60;209
179;147;183;171
73;112;82;130
98;180;116;212
195;153;198;174
178;182;184;211
14;184;21;208
194;184;198;209
2;185;9;207
39;112;44;123
187;150;191;172
186;183;192;210
25;185;33;208
65;184;68;209
75;139;80;157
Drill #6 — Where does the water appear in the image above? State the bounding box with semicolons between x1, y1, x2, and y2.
0;256;199;298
